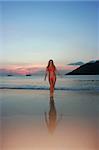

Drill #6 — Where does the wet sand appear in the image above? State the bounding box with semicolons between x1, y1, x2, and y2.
0;89;99;150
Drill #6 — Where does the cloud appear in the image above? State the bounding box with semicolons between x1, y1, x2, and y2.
0;67;42;75
68;61;84;66
0;64;78;75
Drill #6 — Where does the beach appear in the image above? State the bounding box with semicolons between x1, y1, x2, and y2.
0;87;99;150
1;1;99;149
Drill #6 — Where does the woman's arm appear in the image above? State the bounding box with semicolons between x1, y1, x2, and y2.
44;68;48;81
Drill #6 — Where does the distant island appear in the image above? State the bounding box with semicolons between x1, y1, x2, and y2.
66;60;99;75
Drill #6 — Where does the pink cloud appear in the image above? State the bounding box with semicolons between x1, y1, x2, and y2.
0;64;78;75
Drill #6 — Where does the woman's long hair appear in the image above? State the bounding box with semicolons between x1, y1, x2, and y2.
47;59;56;69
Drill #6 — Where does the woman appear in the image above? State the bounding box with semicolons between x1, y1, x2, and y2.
44;59;57;98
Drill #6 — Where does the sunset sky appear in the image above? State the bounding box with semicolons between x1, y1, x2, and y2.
0;1;98;74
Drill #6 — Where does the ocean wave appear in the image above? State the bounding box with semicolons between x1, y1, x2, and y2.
0;85;99;91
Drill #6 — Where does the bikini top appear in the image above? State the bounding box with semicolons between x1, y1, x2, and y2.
47;66;56;72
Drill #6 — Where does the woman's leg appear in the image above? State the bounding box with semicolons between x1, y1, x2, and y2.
49;77;56;97
49;79;54;97
53;77;56;90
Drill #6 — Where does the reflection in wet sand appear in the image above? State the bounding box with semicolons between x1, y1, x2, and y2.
1;90;98;150
44;97;62;134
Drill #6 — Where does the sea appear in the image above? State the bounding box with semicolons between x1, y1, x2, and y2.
0;75;99;91
0;75;99;150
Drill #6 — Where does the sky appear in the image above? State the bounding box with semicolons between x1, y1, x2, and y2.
0;1;99;74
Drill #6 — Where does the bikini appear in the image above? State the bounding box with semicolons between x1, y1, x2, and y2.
47;67;56;80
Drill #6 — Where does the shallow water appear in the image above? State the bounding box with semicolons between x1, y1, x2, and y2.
0;90;99;150
0;75;99;91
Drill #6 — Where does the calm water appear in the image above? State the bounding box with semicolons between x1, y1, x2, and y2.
0;75;99;91
0;75;99;150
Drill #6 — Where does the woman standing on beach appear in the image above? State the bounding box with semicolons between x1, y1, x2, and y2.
44;59;57;98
